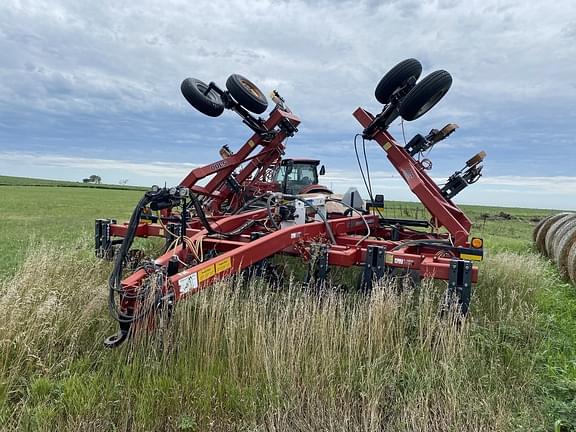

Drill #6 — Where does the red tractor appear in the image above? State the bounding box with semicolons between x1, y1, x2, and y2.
268;158;331;195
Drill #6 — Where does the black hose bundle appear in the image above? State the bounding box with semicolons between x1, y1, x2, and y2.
266;194;281;230
281;194;336;244
232;194;270;214
108;189;262;324
189;192;258;237
108;193;154;323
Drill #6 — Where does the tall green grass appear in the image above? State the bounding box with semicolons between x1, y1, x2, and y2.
0;238;554;431
0;186;143;279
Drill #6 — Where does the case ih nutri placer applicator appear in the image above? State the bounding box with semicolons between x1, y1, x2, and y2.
95;59;486;348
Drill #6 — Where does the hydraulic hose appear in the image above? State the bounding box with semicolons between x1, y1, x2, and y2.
109;189;259;324
266;194;281;230
189;192;258;237
108;193;154;323
282;194;336;244
232;194;269;214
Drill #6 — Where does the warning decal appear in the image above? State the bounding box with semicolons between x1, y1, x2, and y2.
198;265;215;282
215;257;232;274
179;272;198;295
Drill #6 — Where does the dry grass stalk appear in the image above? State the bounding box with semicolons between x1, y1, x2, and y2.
0;242;547;431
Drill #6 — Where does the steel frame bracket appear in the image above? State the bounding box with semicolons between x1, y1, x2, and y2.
305;243;329;290
446;258;473;315
164;222;182;251
359;245;386;293
95;219;116;260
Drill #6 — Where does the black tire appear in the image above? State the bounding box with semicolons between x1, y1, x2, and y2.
226;74;268;114
180;78;224;117
399;70;452;121
374;58;422;105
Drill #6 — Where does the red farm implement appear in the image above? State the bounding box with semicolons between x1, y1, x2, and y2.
96;59;486;347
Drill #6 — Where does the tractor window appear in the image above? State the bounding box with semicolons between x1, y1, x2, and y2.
296;165;318;185
287;168;299;182
275;162;319;194
274;166;287;183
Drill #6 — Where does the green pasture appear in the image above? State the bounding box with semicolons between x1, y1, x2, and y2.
0;175;575;431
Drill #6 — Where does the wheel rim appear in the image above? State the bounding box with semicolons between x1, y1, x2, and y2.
240;78;263;99
196;82;219;102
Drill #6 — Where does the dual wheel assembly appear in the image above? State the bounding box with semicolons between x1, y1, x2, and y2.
368;58;453;132
180;58;453;125
181;74;268;117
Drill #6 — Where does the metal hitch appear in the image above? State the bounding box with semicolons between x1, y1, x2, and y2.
444;258;473;315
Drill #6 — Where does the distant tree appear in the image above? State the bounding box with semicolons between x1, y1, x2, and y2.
82;175;102;184
88;175;102;184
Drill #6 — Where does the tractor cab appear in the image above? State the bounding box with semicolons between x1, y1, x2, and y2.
274;159;331;195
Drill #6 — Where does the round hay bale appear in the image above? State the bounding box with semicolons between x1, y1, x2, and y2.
551;216;576;263
532;215;553;243
567;242;576;285
556;225;576;278
535;212;572;255
546;213;576;257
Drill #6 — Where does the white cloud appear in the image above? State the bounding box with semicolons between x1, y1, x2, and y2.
1;0;575;122
0;151;198;181
1;0;575;208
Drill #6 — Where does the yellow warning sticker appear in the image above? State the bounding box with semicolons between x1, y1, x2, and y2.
383;141;392;151
248;139;256;148
215;257;232;274
460;253;482;262
385;254;394;264
198;265;215;282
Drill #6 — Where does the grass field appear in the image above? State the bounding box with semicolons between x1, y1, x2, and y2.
1;176;575;431
0;175;147;190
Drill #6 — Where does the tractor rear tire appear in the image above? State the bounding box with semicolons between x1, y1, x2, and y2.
399;70;453;121
374;58;423;105
181;78;225;117
226;74;268;114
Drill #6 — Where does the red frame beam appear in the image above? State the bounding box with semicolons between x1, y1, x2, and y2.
102;101;482;335
179;108;300;213
353;108;472;246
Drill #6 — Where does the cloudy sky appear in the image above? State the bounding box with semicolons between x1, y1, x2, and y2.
1;0;575;209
